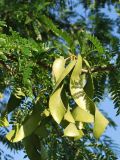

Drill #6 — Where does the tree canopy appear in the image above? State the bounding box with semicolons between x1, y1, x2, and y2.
0;0;120;159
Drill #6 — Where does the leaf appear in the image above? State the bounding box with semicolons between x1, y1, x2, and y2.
64;123;79;137
93;108;109;139
41;15;73;49
72;106;94;123
64;109;75;123
6;107;42;142
52;56;65;82
14;88;25;99
74;130;84;140
23;135;41;160
87;34;105;54
49;86;66;124
53;60;76;93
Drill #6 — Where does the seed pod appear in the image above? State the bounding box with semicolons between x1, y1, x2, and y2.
52;56;65;82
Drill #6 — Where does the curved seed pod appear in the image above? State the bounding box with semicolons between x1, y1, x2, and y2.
93;107;109;139
23;135;41;160
53;60;76;93
74;130;84;140
52;57;65;82
83;67;109;139
64;108;75;123
70;54;88;110
77;122;84;130
49;86;66;124
83;66;109;139
70;56;109;139
49;59;76;124
72;106;94;123
64;123;79;137
6;107;42;142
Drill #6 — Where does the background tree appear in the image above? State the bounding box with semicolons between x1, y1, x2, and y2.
0;0;120;159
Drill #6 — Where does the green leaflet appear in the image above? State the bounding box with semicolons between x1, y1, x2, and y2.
52;57;65;82
74;130;84;140
6;107;42;142
23;135;41;160
72;106;94;123
87;34;105;54
49;86;66;124
41;15;73;49
64;109;75;123
53;60;76;93
64;123;79;137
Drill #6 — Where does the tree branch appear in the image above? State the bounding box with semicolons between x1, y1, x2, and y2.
37;61;117;73
0;55;117;74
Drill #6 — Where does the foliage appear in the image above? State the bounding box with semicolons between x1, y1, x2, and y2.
0;0;120;160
